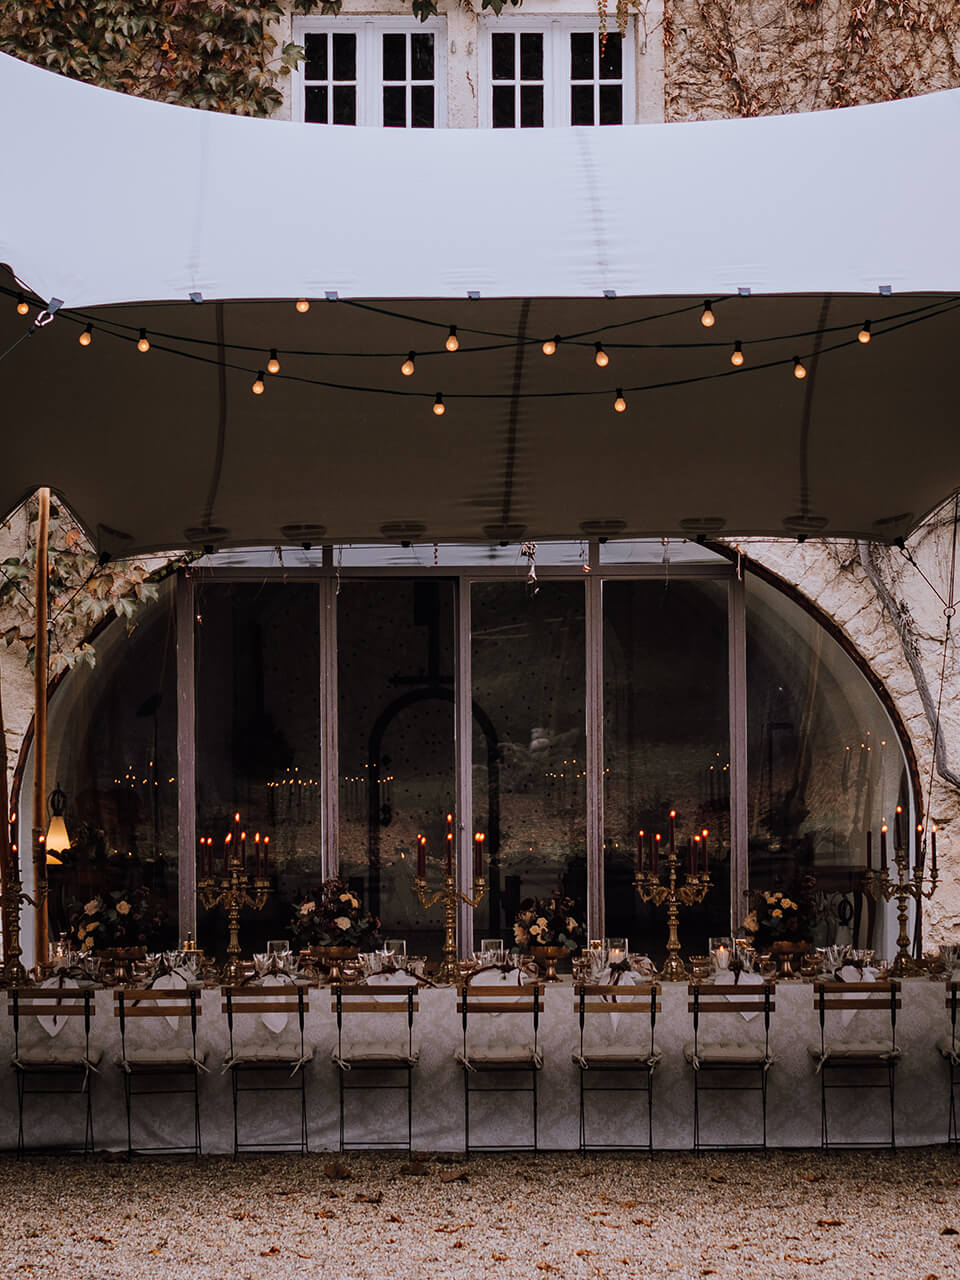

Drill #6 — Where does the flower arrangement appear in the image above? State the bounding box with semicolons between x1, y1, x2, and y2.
513;893;584;952
68;888;161;952
742;889;811;949
289;877;380;949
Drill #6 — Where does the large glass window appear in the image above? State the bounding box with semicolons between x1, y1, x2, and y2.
195;583;322;958
603;580;732;959
300;23;444;127
471;580;587;944
338;579;456;958
746;574;909;950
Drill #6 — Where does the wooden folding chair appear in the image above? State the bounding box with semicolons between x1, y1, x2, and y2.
810;980;901;1150
222;984;312;1157
8;987;99;1158
938;981;959;1148
685;982;775;1151
457;983;543;1156
332;985;419;1153
114;986;204;1159
574;982;661;1152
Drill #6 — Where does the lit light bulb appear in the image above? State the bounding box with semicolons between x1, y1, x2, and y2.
433;393;445;416
137;329;150;353
267;349;280;374
613;389;627;413
401;352;416;377
295;298;310;313
793;356;807;380
542;336;558;356
700;300;716;328
445;326;459;352
858;321;872;345
252;371;265;396
15;294;29;317
78;324;93;347
730;341;744;367
594;342;609;368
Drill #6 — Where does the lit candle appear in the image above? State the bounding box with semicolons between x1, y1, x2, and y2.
445;812;454;875
474;832;485;879
916;823;923;868
262;835;270;872
240;830;246;870
652;833;660;874
417;833;426;879
894;805;902;850
637;829;645;873
932;826;938;876
224;831;232;875
880;823;888;871
693;834;701;873
715;944;730;970
688;836;695;875
608;946;625;966
254;831;261;876
701;828;709;874
669;809;677;855
866;829;872;871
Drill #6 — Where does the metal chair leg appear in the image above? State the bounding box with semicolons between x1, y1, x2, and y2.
16;1070;25;1160
407;1066;413;1154
693;1070;700;1153
647;1070;654;1154
761;1067;768;1151
532;1069;538;1154
84;1077;94;1159
194;1068;202;1160
232;1068;240;1160
889;1062;896;1152
820;1071;829;1150
578;1068;585;1153
124;1071;133;1160
463;1069;471;1160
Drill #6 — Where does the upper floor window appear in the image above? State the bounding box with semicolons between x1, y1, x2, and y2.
297;20;445;127
481;21;632;128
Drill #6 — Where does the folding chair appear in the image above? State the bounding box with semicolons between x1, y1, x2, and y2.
685;982;775;1151
810;979;901;1150
114;986;205;1159
457;983;543;1156
938;981;959;1148
332;985;419;1153
222;984;312;1156
574;982;661;1152
8;986;99;1158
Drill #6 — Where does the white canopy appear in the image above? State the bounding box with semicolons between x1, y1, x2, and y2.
2;51;960;552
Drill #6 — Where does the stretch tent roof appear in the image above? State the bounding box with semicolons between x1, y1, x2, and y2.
2;51;960;555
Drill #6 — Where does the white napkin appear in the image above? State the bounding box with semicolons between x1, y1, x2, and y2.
37;975;79;1037
712;968;765;1021
260;973;291;1033
151;971;187;1029
366;970;419;987
593;967;650;1031
836;965;878;1027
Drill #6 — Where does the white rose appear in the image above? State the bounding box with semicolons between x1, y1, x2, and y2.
536;917;548;928
115;901;131;916
339;893;352;903
333;916;352;931
299;900;316;916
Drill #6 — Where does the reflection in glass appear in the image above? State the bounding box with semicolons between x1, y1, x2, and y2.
195;584;322;958
492;32;515;80
472;581;587;946
411;33;435;80
603;580;731;960
338;580;455;958
746;575;908;951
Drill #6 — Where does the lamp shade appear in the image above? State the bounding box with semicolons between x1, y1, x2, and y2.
44;814;70;854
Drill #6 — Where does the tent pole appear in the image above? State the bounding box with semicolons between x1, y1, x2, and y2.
0;664;15;973
32;487;50;967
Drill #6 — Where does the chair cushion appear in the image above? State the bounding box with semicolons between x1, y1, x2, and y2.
12;1047;102;1070
226;1049;314;1069
457;1047;543;1071
574;1051;660;1071
117;1047;207;1071
808;1041;901;1063
683;1042;770;1067
334;1051;419;1069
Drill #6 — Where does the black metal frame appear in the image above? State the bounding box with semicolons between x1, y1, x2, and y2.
115;987;202;1160
945;982;958;1149
460;983;542;1157
815;979;900;1151
335;986;417;1153
576;983;659;1153
224;985;309;1157
688;982;774;1153
9;987;95;1158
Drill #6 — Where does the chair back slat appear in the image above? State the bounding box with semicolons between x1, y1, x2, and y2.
458;984;542;1014
814;979;900;1052
576;983;661;1016
334;985;419;1014
7;989;92;1016
114;988;201;1019
221;985;309;1015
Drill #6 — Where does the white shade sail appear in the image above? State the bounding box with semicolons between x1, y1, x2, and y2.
1;51;959;553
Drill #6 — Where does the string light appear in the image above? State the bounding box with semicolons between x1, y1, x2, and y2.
700;300;716;328
594;342;609;368
445;326;459;352
137;329;150;353
730;341;744;367
613;389;627;413
858;321;872;345
542;336;559;356
78;324;93;347
295;298;310;313
433;393;445;416
267;349;280;374
252;371;265;395
401;351;416;377
793;356;807;380
15;293;29;316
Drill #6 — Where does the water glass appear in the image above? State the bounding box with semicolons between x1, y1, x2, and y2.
384;939;407;958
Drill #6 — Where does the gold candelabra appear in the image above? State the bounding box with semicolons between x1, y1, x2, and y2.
1;872;32;985
865;819;938;977
415;871;487;985
634;819;711;981
198;853;272;981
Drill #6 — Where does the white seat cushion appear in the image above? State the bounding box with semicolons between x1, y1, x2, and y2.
684;1042;770;1067
334;1051;419;1069
117;1047;207;1070
457;1046;543;1071
574;1051;659;1071
226;1048;314;1068
12;1046;102;1069
808;1040;901;1063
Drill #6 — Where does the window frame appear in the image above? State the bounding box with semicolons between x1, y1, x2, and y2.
292;15;448;129
477;15;636;129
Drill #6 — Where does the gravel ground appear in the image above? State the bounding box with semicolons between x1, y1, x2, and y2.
1;1148;958;1280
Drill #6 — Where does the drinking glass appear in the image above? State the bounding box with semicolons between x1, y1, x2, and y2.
384;939;407;957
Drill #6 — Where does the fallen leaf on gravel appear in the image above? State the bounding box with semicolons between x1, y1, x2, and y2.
315;1209;336;1220
941;1227;959;1236
617;1200;638;1209
228;1212;248;1221
294;1253;313;1260
491;1254;512;1261
451;1241;466;1249
440;1167;469;1183
385;1213;404;1224
700;1272;718;1276
91;1236;113;1245
354;1192;383;1204
323;1160;352;1180
708;1174;726;1183
399;1161;430;1176
435;1223;475;1233
535;1263;557;1272
817;1219;843;1227
575;1250;595;1257
633;1218;652;1227
259;1246;281;1256
149;1240;167;1254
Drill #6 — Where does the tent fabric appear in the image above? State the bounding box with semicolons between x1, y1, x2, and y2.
1;51;960;553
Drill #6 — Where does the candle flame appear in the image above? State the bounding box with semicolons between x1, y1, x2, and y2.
896;805;903;814
225;833;232;843
655;833;661;842
255;832;260;842
638;829;644;838
241;831;246;840
881;824;888;833
669;809;676;819
702;828;709;838
234;812;240;822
